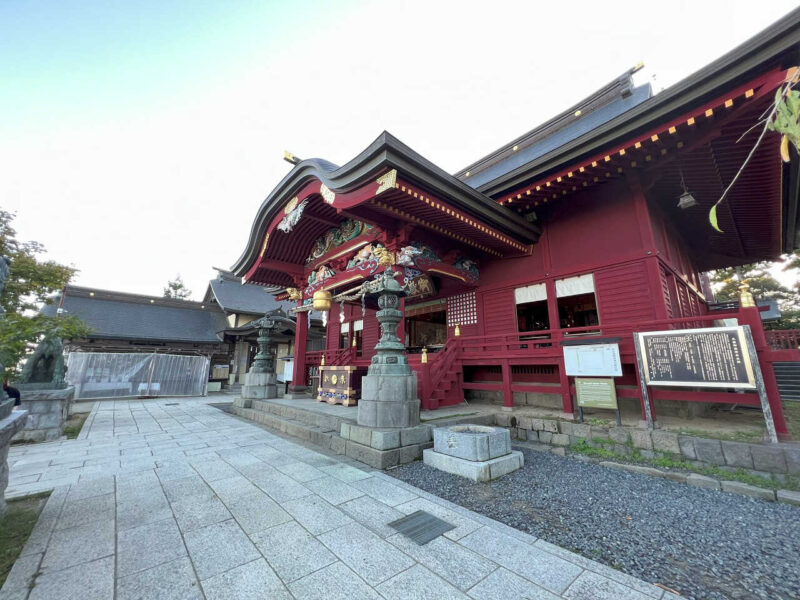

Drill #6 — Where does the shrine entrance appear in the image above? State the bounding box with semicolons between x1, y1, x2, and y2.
405;299;447;353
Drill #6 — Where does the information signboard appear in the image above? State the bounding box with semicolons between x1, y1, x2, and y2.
636;326;755;389
575;378;618;409
563;343;622;377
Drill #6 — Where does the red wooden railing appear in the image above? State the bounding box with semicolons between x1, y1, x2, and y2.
306;347;355;367
765;329;800;351
455;312;740;359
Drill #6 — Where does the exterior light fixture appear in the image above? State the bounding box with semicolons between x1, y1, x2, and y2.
677;168;698;209
677;191;698;210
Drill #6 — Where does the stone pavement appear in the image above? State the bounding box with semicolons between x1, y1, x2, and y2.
1;397;677;600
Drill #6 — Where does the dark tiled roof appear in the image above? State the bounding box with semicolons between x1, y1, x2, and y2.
457;69;652;190
42;287;228;343
207;273;294;315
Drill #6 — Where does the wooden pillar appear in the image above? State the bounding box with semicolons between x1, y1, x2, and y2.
501;360;513;409
290;303;308;394
545;278;572;414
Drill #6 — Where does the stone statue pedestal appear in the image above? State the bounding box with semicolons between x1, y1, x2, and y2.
0;400;28;515
13;386;74;442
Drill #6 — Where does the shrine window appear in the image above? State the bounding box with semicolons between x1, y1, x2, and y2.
555;274;599;330
514;283;550;332
339;322;349;349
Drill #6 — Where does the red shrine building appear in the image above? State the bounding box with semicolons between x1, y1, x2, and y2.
231;12;800;439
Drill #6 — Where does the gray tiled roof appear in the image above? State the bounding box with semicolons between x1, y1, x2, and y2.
208;275;293;315
461;82;652;190
42;289;228;343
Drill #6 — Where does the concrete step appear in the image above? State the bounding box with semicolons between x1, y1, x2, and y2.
230;405;344;453
421;412;495;429
247;399;353;432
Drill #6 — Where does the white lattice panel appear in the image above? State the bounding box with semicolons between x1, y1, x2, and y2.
447;291;477;326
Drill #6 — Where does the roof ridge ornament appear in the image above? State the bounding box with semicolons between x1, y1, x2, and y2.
375;169;397;194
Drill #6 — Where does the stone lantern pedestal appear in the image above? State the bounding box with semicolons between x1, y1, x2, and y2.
338;268;432;468
239;317;279;406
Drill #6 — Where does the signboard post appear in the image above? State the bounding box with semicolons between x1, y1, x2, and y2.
575;377;621;426
634;325;777;443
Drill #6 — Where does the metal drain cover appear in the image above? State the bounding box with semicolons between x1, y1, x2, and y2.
388;510;455;545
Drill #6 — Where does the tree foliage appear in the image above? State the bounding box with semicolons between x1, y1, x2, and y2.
163;275;192;300
710;256;800;330
0;211;90;377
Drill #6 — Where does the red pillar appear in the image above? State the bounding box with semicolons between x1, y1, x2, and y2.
290;302;308;395
740;305;789;439
501;360;513;409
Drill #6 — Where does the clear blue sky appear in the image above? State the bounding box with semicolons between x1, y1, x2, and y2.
0;0;357;138
2;1;798;298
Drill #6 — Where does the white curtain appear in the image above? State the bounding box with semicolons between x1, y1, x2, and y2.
514;283;547;304
556;273;595;298
340;322;350;334
353;320;364;332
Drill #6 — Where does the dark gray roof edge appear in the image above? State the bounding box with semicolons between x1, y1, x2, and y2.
230;131;541;277
475;6;800;196
77;332;223;344
62;285;218;312
454;65;644;179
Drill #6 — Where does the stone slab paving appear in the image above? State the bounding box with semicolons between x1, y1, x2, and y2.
1;397;674;599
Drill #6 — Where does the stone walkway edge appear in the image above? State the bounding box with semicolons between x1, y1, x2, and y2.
1;398;678;600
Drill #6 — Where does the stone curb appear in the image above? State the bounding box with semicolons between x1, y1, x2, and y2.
501;414;800;476
594;458;799;504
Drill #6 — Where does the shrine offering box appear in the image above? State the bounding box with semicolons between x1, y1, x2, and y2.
317;365;365;406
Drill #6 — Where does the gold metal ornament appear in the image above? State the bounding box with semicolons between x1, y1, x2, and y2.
738;281;756;308
454;323;461;337
375;169;397;194
312;290;332;312
373;246;395;268
421;347;428;363
331;374;338;385
286;287;302;301
320;183;335;205
284;196;299;214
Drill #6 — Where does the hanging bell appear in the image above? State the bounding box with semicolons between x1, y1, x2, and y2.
313;290;332;312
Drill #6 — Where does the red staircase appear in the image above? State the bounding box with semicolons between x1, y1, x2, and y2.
423;339;463;409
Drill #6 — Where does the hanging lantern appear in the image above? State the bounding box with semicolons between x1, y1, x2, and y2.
313;290;332;312
454;323;461;337
421;347;428;363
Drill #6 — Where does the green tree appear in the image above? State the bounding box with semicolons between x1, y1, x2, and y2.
0;210;90;378
711;261;796;304
783;250;800;291
710;258;800;330
163;275;192;300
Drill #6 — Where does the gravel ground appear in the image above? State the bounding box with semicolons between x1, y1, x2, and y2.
388;445;800;600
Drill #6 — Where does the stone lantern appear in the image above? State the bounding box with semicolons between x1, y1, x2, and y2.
357;268;419;428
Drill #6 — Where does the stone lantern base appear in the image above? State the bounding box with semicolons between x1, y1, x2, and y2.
357;372;419;428
241;371;278;402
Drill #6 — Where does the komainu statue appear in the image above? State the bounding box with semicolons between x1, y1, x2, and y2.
19;335;66;389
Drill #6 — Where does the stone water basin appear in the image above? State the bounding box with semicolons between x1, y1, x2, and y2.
432;424;512;462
